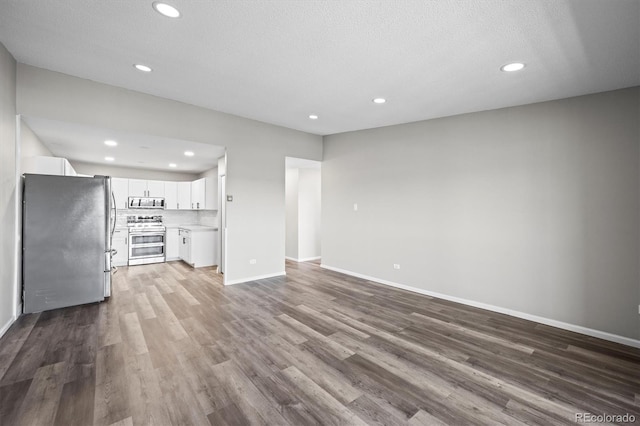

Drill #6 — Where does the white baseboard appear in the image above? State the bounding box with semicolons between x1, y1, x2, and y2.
225;271;286;286
320;264;640;349
0;315;17;340
286;256;321;262
0;302;22;340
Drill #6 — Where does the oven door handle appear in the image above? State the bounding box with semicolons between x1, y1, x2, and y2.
130;242;165;248
129;233;166;237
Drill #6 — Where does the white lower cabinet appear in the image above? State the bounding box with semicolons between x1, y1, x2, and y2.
166;228;180;260
112;229;129;267
179;229;191;264
179;227;216;268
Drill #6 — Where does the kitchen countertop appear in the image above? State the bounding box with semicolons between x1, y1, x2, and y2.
178;224;218;232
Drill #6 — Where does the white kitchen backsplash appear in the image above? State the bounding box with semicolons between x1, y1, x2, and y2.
198;210;218;227
162;210;199;227
115;208;217;228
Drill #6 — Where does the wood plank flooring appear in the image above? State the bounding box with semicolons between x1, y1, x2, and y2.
1;260;639;425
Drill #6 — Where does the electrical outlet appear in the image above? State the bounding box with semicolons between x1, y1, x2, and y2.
353;203;358;211
249;259;257;265
393;264;400;270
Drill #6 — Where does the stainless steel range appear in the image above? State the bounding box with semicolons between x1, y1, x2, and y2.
127;215;166;265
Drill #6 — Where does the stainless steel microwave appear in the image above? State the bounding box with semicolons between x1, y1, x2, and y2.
128;197;165;209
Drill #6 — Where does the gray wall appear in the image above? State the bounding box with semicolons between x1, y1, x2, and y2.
322;87;639;340
285;168;299;259
20;119;52;168
198;167;217;180
17;64;323;285
71;160;198;181
0;42;17;336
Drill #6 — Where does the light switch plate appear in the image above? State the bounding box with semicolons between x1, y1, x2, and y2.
227;195;233;202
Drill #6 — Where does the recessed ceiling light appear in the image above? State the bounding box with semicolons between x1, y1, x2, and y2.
104;140;118;147
501;62;525;72
309;114;318;120
184;151;194;157
373;98;386;104
105;156;114;162
134;64;152;72
169;163;177;168
152;2;181;18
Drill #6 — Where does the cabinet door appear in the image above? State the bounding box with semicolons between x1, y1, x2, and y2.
29;156;66;175
111;178;129;209
147;180;165;197
166;228;179;260
112;229;129;266
164;182;178;209
128;179;147;197
179;230;191;263
191;178;206;209
191;231;216;267
177;182;191;210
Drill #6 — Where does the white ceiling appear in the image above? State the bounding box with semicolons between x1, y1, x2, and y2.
1;1;638;136
22;116;225;174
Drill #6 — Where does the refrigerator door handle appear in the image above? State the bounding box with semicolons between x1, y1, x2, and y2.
104;251;111;273
111;191;117;238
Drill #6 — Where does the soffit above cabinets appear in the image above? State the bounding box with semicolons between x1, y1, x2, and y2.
2;1;639;135
22;116;225;174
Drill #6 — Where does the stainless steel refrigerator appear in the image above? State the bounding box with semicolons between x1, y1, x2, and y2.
22;174;115;313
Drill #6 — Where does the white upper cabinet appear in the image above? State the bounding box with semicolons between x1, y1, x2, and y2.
128;179;148;197
128;179;165;197
108;174;217;210
147;180;165;197
165;181;196;210
23;156;77;176
177;181;191;210
191;178;206;210
64;160;77;176
111;177;129;209
164;181;178;209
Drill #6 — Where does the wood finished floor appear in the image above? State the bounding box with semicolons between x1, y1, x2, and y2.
0;260;639;426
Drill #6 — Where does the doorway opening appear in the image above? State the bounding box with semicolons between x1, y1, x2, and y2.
285;157;321;263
